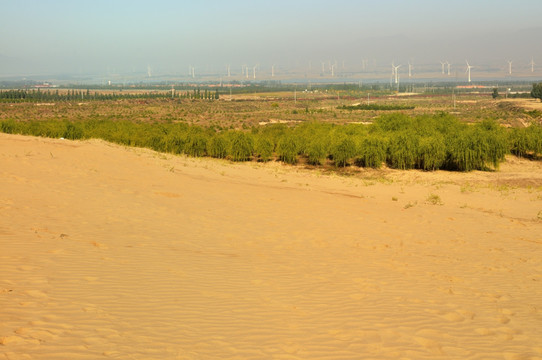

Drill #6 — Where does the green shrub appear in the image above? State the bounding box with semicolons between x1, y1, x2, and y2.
207;134;229;159
306;137;328;165
254;135;274;161
63;121;84;140
259;124;288;151
184;128;208;157
530;124;542;156
387;131;419;169
477;123;508;169
276;133;299;164
417;135;446;170
330;136;357;167
510;128;530;157
228;132;254;161
0;119;21;134
446;129;476;171
372;113;413;132
356;135;387;168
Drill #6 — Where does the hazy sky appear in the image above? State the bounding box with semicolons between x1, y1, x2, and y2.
2;0;542;77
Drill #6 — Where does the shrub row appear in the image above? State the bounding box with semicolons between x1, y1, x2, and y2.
1;113;540;171
339;104;415;111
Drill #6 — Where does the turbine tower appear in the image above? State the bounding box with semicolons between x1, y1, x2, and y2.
227;65;231;77
446;61;451;76
271;64;275;77
253;66;256;80
530;57;535;73
507;60;513;75
147;65;152;78
465;60;473;83
440;61;446;75
408;62;412;78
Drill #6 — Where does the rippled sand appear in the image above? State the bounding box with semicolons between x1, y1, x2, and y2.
1;133;542;359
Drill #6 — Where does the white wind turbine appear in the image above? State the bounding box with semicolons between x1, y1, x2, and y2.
440;61;446;75
446;61;451;76
465;60;473;83
271;64;275;77
393;64;402;84
507;60;513;75
408;61;413;78
530;57;535;73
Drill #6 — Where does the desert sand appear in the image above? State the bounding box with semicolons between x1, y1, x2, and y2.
1;133;542;360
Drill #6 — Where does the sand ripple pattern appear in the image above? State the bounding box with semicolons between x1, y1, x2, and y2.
1;134;542;359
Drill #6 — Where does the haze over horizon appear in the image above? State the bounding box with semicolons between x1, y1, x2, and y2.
2;0;542;79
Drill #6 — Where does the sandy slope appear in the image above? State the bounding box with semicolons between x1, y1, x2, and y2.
1;133;542;360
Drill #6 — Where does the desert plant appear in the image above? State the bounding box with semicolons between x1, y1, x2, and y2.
330;135;357;167
254;135;274;162
184;128;208;157
426;193;443;205
386;131;419;169
276;133;299;164
228;132;254;161
62;121;84;140
356;135;387;168
417;135;446;170
207;134;229;159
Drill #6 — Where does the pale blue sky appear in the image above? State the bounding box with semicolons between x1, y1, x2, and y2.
1;0;541;76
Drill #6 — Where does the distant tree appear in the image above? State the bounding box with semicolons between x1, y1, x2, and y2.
492;88;499;99
531;82;542;102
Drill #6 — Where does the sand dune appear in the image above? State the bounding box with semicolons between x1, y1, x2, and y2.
1;133;542;359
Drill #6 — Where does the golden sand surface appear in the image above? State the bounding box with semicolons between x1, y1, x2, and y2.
1;133;542;359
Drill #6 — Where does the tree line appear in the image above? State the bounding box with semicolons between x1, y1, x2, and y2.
0;88;220;102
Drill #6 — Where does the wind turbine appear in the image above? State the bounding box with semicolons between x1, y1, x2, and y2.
440;61;446;75
253;66;256;79
507;60;513;75
465;60;473;83
393;64;402;84
446;61;451;76
227;65;231;77
408;61;413;78
390;62;395;88
271;64;275;77
530;57;535;73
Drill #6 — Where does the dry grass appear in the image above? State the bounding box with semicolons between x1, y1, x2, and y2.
1;91;538;130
